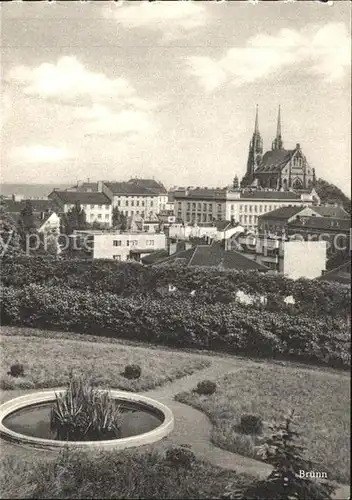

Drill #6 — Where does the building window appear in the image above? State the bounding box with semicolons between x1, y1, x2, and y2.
239;205;243;212
254;205;258;213
269;205;272;211
131;201;134;207
192;203;196;209
244;215;248;223
126;240;130;246
249;215;253;223
231;205;234;211
239;215;243;223
136;201;139;207
105;215;109;220
187;203;190;210
208;204;212;211
146;240;155;246
113;240;122;246
126;201;129;207
113;255;121;261
249;205;253;213
144;225;149;231
90;205;94;209
117;201;121;207
259;205;263;213
150;201;154;207
197;203;201;210
142;201;145;207
203;203;207;211
98;214;102;219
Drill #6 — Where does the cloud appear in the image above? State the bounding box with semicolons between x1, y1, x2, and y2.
103;1;208;40
10;145;72;163
188;23;351;91
74;104;156;137
0;92;12;130
7;56;134;103
6;56;159;137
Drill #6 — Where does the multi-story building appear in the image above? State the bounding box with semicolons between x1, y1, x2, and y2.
48;190;113;227
173;186;318;232
75;230;166;261
67;178;168;218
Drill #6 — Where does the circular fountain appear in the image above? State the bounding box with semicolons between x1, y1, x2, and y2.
0;389;174;450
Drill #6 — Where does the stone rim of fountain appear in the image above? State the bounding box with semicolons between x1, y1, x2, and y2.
0;388;174;450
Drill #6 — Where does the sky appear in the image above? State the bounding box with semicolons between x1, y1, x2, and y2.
1;0;351;194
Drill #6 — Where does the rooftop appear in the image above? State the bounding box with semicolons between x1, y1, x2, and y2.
153;241;269;271
254;149;295;173
49;191;112;205
258;206;304;220
316;261;351;285
3;199;56;213
289;216;350;231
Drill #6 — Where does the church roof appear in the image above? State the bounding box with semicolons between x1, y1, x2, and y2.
259;206;304;220
255;149;295;173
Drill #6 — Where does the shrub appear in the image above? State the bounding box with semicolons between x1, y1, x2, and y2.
165;445;196;468
123;364;142;380
239;414;263;435
51;374;122;441
1;284;350;369
195;380;217;395
8;363;24;378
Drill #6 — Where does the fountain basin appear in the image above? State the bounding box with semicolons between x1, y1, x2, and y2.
0;389;174;450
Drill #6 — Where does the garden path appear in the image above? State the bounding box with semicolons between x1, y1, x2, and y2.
0;356;350;499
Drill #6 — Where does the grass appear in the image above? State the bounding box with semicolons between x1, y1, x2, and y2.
0;328;211;392
0;446;256;499
175;364;351;484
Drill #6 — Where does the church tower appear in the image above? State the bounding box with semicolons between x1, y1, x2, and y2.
241;105;263;187
272;105;283;150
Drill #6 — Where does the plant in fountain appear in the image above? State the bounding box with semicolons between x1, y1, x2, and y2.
51;374;122;441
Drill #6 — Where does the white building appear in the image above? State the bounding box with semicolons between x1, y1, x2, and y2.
48;190;113;227
173;186;319;233
76;230;167;261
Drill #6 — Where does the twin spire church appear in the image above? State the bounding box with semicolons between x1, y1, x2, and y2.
240;106;316;191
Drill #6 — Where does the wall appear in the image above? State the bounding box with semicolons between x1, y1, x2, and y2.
283;241;326;280
168;224;218;240
93;232;166;261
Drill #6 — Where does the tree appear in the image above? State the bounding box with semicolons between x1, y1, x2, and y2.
112;206;127;231
17;200;37;251
0;203;24;257
61;202;87;235
225;410;335;500
315;178;351;213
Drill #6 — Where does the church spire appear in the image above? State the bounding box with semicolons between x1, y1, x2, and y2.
241;105;263;187
254;104;259;134
272;105;283;151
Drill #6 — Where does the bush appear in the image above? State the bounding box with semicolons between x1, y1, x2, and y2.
1;284;350;369
165;445;196;468
8;363;24;378
239;414;263;435
1;256;350;318
196;380;217;395
123;364;142;380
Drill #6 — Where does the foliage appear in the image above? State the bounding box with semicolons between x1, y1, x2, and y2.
0;257;350;319
0;447;255;499
1;285;350;369
123;364;142;379
239;414;263;435
51;373;122;441
195;380;217;395
235;410;336;500
315;178;351;213
165;445;196;468
8;363;24;378
0;205;25;257
112;206;127;230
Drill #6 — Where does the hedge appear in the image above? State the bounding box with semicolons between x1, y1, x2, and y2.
1;284;350;369
0;257;350;318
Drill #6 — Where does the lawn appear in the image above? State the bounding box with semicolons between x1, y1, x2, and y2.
0;327;211;392
175;364;351;484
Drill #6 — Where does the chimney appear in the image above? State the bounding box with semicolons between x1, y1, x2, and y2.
98;181;103;192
